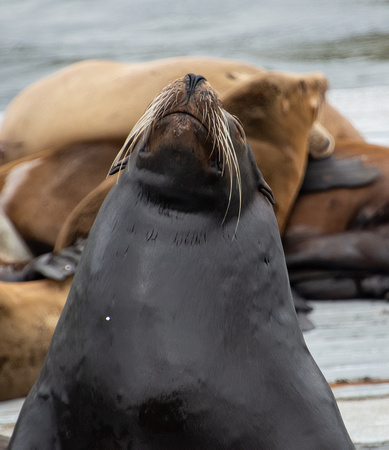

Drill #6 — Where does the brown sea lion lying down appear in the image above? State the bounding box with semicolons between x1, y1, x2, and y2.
284;139;389;300
0;56;361;163
0;68;328;265
0;140;122;258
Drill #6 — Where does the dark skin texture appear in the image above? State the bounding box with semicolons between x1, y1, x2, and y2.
9;75;353;449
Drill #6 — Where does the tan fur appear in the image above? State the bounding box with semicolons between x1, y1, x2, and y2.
55;176;117;251
317;101;364;142
0;277;72;400
0;70;327;256
307;122;335;159
0;140;121;257
0;57;260;160
1;57;354;164
284;139;389;240
221;71;328;230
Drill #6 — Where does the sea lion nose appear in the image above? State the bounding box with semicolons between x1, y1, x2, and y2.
185;73;207;95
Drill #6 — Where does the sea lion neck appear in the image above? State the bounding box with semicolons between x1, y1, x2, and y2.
126;146;240;220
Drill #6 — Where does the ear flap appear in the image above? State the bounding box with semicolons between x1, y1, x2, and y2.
108;155;129;175
258;175;275;205
247;140;275;205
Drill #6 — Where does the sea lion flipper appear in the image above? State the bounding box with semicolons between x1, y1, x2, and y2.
3;239;86;282
301;155;381;193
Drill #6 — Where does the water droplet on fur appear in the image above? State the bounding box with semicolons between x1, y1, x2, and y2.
65;264;71;271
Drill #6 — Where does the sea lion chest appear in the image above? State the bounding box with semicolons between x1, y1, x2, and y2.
37;167;295;448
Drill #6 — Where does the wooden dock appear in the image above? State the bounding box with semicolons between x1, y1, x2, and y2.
305;300;389;448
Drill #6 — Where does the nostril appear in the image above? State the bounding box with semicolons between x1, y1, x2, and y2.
185;73;207;94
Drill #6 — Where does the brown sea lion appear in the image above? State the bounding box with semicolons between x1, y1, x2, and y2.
0;69;327;260
0;277;72;401
9;73;353;450
284;139;389;299
0;140;121;259
1;56;350;163
0;57;260;160
317;101;364;142
221;71;327;230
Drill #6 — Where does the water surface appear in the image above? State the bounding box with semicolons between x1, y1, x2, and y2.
1;0;389;111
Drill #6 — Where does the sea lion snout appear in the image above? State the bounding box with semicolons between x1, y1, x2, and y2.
185;73;207;95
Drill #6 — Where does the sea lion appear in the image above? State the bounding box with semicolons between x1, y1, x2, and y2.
0;57;260;160
9;74;353;449
0;120;335;403
1;56;348;163
0;277;72;401
220;71;327;230
0;70;329;400
284;138;389;299
317;101;364;142
0;140;121;259
0;68;327;260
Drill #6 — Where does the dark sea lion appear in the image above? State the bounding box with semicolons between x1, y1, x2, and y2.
0;72;329;400
9;74;353;449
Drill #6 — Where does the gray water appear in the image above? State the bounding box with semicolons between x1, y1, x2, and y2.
1;0;389;112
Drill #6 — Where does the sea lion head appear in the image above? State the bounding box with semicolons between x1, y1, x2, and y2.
111;73;274;225
220;71;328;231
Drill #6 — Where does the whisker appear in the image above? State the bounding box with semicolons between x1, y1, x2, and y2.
108;77;243;235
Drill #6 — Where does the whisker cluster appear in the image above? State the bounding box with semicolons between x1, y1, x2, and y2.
109;78;242;228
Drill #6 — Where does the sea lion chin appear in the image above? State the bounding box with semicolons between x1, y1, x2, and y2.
9;74;353;449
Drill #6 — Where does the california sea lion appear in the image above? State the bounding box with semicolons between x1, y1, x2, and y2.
1;56;346;162
0;140;121;259
0;68;327;260
9;74;353;449
284;138;389;299
0;71;329;401
0;277;72;401
0;57;260;160
220;71;327;230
